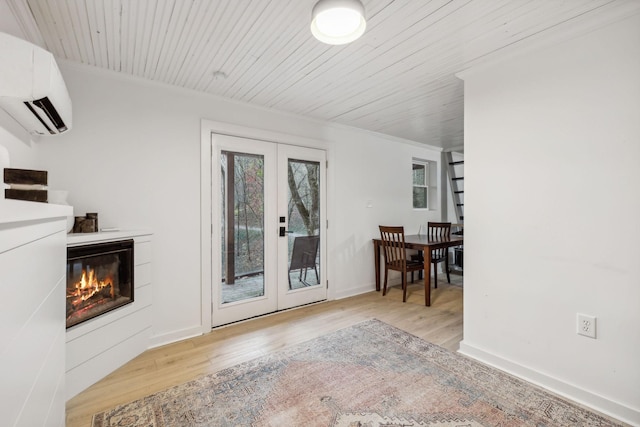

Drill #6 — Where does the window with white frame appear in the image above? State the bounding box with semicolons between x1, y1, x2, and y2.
412;160;429;209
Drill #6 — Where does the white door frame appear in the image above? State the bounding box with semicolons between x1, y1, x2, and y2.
200;120;332;333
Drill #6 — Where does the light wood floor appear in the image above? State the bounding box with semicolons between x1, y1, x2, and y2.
66;275;463;427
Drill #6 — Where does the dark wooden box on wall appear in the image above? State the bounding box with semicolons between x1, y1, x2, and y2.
3;168;48;203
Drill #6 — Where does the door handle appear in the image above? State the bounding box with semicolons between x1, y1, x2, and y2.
279;227;293;237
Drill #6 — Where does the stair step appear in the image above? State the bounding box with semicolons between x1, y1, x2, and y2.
452;177;464;181
449;161;464;165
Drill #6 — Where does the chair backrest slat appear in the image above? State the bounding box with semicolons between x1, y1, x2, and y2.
427;222;451;238
379;225;407;269
427;222;451;258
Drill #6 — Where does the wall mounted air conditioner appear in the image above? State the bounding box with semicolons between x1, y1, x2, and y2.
0;32;72;135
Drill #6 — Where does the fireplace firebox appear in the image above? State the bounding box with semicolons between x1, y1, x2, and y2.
66;239;134;328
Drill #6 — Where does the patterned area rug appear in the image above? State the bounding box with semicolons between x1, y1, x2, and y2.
92;319;623;427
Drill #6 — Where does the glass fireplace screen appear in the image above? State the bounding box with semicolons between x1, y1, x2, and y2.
66;239;134;328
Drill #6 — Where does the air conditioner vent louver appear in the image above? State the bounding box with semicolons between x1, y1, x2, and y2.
24;97;68;134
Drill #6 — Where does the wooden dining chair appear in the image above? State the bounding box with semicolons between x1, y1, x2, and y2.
411;222;452;287
379;226;425;302
426;222;451;288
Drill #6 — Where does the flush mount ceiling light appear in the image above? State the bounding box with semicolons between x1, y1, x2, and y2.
310;0;367;45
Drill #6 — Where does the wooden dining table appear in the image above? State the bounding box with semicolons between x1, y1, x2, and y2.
372;233;464;306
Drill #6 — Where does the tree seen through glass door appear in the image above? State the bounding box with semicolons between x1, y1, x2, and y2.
287;159;321;289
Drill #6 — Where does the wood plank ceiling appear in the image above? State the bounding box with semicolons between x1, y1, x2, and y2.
8;0;638;150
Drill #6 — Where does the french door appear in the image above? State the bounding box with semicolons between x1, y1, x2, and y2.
211;134;326;327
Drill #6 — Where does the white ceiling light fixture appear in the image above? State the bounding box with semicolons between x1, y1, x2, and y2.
310;0;367;45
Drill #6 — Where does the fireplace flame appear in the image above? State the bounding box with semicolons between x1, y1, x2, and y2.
75;268;114;301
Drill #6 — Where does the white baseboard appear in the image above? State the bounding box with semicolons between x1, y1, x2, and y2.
149;325;204;349
333;283;376;300
333;275;419;300
149;283;376;347
458;341;640;426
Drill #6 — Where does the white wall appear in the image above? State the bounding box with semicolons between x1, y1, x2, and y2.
0;124;36;170
327;126;442;297
34;63;443;346
0;115;38;172
459;14;640;425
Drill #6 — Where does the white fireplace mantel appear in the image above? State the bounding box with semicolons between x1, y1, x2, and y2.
66;228;151;246
65;229;153;400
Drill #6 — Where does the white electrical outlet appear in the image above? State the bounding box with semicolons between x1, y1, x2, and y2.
577;313;597;339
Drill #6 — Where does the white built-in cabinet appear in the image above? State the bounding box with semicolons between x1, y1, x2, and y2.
0;199;72;427
65;230;152;399
0;198;153;417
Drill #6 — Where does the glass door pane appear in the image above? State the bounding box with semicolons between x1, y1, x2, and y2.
286;159;321;289
212;134;277;328
220;151;265;304
277;144;327;310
